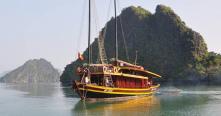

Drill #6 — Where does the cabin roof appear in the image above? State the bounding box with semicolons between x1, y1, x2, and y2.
90;72;149;80
89;64;111;66
86;62;161;78
119;67;161;78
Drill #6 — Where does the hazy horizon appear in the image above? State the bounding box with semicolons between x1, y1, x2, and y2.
0;0;221;73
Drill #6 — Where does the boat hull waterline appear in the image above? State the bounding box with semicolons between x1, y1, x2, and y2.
73;81;160;99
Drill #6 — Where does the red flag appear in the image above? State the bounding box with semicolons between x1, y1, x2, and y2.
78;52;84;61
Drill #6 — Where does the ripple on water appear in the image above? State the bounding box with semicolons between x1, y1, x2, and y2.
181;90;221;95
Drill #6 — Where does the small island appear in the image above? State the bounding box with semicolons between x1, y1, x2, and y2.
0;58;60;83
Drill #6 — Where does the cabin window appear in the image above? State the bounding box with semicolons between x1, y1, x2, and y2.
90;76;104;86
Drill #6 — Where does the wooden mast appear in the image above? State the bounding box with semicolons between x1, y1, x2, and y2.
88;0;91;64
114;0;118;62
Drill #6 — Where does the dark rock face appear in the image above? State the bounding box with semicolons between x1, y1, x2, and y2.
60;5;216;85
0;59;60;83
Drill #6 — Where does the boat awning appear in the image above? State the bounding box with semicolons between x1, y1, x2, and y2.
119;67;161;78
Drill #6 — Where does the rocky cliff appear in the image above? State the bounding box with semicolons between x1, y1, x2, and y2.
60;5;221;85
0;58;60;83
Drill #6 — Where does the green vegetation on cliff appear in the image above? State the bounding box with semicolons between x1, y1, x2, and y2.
60;5;221;86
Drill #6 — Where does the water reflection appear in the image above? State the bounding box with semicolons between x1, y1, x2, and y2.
1;83;219;116
61;86;79;98
4;83;58;97
71;90;211;116
158;95;209;115
72;96;160;116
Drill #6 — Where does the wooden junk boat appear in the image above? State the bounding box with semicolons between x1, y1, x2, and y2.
73;0;161;100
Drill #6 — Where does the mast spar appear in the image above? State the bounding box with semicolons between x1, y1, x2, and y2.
88;0;91;64
114;0;118;62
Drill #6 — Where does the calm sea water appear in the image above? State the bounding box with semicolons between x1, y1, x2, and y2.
0;83;221;116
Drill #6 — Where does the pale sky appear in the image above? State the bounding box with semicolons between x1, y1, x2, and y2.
0;0;221;72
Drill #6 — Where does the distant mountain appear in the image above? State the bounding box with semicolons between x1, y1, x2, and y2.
60;5;221;85
0;71;10;78
0;58;60;83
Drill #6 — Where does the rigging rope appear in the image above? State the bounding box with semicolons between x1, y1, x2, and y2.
91;0;101;63
117;0;130;62
96;0;112;64
76;0;129;63
103;0;112;40
76;0;87;59
92;0;100;35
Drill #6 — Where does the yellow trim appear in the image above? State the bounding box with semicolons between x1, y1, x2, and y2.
79;88;155;95
119;67;161;78
84;83;160;91
89;64;110;66
77;83;160;91
121;73;148;79
91;72;149;79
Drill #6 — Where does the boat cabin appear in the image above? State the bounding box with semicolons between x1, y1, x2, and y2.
78;64;156;89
